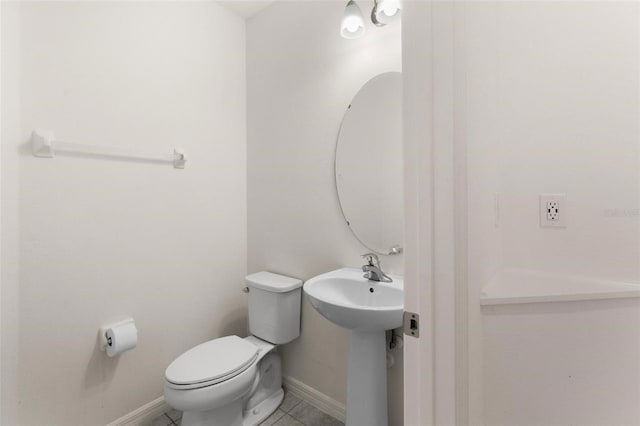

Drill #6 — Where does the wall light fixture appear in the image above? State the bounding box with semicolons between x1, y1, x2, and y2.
341;0;401;39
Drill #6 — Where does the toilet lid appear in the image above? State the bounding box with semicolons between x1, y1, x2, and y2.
165;336;259;386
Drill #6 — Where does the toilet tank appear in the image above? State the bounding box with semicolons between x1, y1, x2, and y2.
246;271;302;345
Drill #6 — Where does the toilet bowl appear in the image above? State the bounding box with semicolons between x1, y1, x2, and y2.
164;335;283;426
164;272;302;426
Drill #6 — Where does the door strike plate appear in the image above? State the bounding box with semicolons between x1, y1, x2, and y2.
403;311;419;338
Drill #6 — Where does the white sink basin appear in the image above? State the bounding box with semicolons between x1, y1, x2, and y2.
304;268;404;331
304;268;404;425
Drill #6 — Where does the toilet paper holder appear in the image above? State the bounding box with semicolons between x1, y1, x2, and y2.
99;318;135;352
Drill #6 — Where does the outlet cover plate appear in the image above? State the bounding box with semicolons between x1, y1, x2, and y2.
540;194;566;228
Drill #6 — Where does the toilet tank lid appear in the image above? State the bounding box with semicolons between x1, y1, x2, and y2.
246;271;302;293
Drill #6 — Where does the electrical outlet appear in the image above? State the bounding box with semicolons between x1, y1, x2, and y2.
540;194;566;228
547;200;559;221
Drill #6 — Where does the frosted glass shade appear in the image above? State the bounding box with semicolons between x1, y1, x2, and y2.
341;0;366;39
372;0;401;26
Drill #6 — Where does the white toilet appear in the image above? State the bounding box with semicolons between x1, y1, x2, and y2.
164;272;302;426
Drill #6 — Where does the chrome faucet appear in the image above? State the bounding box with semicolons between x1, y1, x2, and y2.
361;253;393;283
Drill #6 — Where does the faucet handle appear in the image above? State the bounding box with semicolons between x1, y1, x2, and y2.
361;252;380;266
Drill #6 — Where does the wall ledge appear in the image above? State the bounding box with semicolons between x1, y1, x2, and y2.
481;269;640;306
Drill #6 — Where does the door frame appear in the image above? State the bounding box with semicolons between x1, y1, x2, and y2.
403;2;468;425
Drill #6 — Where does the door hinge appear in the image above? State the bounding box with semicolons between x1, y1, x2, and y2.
403;311;419;338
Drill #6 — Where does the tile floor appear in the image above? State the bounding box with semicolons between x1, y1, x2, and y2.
151;390;344;426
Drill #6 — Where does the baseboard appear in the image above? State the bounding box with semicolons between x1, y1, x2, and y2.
282;375;346;422
106;377;345;426
106;396;170;426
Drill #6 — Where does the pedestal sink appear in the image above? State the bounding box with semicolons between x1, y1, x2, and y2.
303;268;404;426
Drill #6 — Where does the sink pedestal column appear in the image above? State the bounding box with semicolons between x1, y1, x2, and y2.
346;330;388;426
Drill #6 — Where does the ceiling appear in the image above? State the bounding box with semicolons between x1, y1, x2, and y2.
218;1;276;19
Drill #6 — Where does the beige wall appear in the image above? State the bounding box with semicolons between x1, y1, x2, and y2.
1;2;247;424
246;1;403;424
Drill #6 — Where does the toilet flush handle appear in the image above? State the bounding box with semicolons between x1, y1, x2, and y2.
242;287;250;293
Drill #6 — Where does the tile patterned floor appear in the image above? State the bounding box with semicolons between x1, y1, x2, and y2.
152;390;344;426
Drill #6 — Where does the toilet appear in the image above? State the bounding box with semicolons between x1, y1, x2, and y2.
164;272;302;426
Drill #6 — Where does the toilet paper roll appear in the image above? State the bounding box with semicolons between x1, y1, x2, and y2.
106;321;138;357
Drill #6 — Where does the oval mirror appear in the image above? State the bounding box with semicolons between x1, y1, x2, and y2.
335;72;403;255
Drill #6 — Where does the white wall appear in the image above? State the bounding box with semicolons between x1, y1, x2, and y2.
497;2;639;281
246;1;403;424
462;2;639;424
1;2;21;424
1;2;247;424
483;298;640;426
463;3;504;423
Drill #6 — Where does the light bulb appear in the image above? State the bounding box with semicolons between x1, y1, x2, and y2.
344;17;361;33
371;0;401;26
382;4;399;17
341;0;366;39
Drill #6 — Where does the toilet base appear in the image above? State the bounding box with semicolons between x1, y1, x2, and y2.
179;387;283;426
243;387;284;426
182;400;243;426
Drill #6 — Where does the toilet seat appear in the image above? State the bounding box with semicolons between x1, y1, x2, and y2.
165;336;259;390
